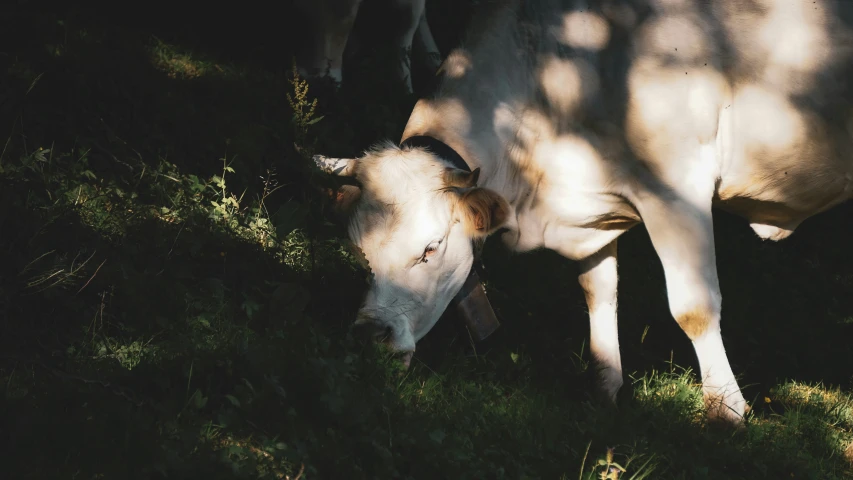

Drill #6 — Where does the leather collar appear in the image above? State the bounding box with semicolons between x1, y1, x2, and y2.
400;135;471;173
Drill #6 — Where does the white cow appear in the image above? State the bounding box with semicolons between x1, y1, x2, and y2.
292;0;442;92
312;0;853;425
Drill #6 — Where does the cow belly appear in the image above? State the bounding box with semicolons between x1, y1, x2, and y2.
542;223;628;261
715;84;853;240
716;166;853;241
749;223;795;241
713;195;802;240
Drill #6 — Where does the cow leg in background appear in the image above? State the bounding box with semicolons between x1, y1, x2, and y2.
293;0;363;84
633;171;748;425
412;4;442;78
388;0;429;92
578;240;623;402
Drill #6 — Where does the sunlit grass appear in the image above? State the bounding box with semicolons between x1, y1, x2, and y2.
148;36;217;80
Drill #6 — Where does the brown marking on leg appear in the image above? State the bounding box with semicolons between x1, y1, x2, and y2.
676;309;710;340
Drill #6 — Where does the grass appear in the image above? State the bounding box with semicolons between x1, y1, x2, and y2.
2;1;853;478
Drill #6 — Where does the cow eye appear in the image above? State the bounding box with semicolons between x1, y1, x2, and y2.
417;241;440;265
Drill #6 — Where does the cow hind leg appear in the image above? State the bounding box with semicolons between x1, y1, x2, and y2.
634;178;748;426
578;240;624;402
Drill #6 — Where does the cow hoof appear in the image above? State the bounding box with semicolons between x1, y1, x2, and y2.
591;386;628;412
704;395;748;428
590;362;624;405
599;373;624;404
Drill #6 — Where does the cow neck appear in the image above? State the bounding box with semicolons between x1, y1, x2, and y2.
400;135;471;173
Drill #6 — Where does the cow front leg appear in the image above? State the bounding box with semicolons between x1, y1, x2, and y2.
578;240;623;402
412;5;441;76
634;185;747;425
388;0;428;93
293;0;364;84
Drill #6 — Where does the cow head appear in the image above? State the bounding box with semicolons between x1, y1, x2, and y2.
314;141;509;364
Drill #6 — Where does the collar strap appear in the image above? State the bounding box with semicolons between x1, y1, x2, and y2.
400;135;471;173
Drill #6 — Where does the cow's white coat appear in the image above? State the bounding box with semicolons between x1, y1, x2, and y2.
315;0;853;425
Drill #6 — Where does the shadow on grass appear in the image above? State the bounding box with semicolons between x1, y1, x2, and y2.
417;202;853;405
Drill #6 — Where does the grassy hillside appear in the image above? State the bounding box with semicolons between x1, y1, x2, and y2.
2;2;852;478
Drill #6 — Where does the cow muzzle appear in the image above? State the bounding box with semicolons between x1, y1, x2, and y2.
450;269;500;342
352;318;392;343
352;318;416;367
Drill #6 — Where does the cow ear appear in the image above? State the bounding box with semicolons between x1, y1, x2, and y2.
324;184;361;216
444;167;480;188
458;187;509;237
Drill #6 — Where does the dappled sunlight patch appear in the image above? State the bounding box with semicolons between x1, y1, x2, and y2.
85;337;159;371
555;11;610;51
538;55;599;118
731;85;807;158
630;368;706;424
637;10;712;62
767;381;853;465
3;142;326;270
756;0;832;76
210;435;304;479
440;49;472;79
772;381;853;428
737;381;853;474
576;446;659;480
148;37;217;80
